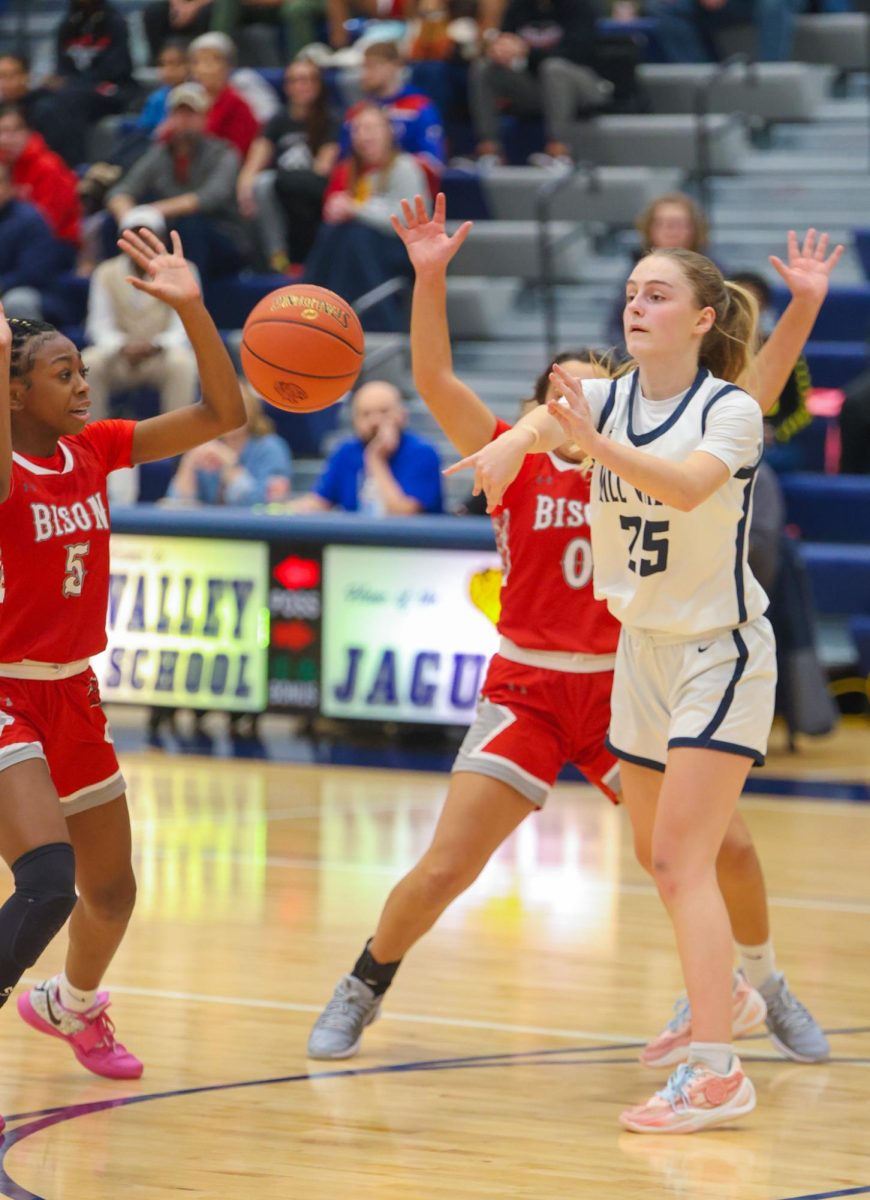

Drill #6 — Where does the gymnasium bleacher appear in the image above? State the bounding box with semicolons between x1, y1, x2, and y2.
2;0;869;701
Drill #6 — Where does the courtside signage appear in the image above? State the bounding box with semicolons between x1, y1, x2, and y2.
93;535;269;710
321;545;501;723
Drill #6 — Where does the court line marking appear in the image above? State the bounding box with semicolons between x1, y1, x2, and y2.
1;1045;869;1200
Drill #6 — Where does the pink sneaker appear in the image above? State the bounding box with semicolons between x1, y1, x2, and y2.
17;980;143;1080
640;973;767;1069
620;1058;756;1134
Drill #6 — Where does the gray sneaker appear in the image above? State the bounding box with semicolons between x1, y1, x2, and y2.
762;973;830;1062
307;975;382;1060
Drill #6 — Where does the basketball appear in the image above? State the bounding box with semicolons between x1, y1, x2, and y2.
240;284;364;413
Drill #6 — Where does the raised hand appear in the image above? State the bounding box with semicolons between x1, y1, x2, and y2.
119;227;202;310
545;362;596;453
769;228;844;308
391;193;472;275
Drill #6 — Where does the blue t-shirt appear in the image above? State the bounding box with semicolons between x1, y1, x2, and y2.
314;430;442;514
168;433;292;506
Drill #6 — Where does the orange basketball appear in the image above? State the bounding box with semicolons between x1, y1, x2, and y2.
240;285;364;413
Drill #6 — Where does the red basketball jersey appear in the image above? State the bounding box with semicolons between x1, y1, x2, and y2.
0;420;135;664
491;420;620;656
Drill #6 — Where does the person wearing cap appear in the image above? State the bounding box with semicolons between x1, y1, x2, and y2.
82;205;199;433
189;32;260;158
107;82;249;279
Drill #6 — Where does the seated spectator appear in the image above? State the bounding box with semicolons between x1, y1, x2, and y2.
732;269;813;472
0;103;81;271
237;58;339;272
304;104;428;330
605;190;710;347
342;41;445;195
0;54;63;157
83;206;199;423
0;161;59;319
648;0;806;63
294;380;443;513
31;0;139;167
136;39;191;135
468;0;611;166
189;32;261;158
326;0;410;49
839;371;870;474
167;380;292;504
211;0;325;66
143;0;213;64
108;82;249;280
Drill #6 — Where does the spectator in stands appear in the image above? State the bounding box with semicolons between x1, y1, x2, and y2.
294;380;443;513
211;0;325;66
304;104;427;329
0;161;58;319
341;41;445;195
34;0;139;167
648;0;806;64
167;380;292;504
238;58;339;273
136;39;191;135
839;373;870;474
189;32;261;158
108;83;249;279
0;103;81;271
143;0;213;64
606;190;710;346
83;206;199;420
0;54;60;154
467;0;611;167
732;269;813;472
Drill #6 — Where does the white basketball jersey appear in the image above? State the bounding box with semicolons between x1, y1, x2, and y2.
583;368;768;637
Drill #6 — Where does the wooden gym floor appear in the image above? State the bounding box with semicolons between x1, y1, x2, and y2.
0;720;868;1199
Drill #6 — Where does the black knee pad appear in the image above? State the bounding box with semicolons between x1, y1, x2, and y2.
7;842;77;971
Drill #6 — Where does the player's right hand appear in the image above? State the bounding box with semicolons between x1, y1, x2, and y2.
444;425;532;513
391;193;472;274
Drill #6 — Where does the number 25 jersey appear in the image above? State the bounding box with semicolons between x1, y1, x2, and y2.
0;420;135;665
583;369;768;637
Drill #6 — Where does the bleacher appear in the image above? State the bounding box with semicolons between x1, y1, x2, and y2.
2;1;869;695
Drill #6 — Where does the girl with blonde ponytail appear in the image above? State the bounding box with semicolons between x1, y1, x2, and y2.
447;234;843;1135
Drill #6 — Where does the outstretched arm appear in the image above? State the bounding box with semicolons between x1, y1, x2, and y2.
393;193;497;458
122;229;246;465
0;303;11;503
746;228;843;414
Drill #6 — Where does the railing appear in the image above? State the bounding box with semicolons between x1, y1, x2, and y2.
535;162;599;360
693;53;757;218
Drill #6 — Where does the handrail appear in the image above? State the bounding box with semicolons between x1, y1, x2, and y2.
353;275;411;324
535;161;598;359
693;54;757;219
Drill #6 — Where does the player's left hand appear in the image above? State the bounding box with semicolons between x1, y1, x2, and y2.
545;362;596;452
444;426;530;513
769;228;844;308
119;227;202;310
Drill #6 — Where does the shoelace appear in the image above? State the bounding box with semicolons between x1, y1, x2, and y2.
90;1010;121;1052
767;982;815;1032
658;1063;700;1111
318;984;368;1030
665;995;692;1033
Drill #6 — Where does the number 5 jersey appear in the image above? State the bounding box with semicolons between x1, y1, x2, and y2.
0;420;135;667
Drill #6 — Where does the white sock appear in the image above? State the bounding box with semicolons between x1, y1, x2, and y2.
736;939;777;991
56;972;99;1014
688;1041;735;1076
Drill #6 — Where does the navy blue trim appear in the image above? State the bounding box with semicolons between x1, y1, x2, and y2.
604;736;665;773
668;736;764;765
700;383;741;435
596;380;617;433
734;464;756;480
627;367;708;447
733;472;757;623
697;628;749;741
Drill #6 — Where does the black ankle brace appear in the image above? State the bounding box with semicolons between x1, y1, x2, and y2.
351;939;401;997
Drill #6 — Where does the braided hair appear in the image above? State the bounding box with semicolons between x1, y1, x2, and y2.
8;317;58;386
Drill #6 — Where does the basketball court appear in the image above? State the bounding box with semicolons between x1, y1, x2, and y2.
0;719;867;1199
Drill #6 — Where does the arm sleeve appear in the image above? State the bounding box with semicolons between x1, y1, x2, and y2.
82;419;137;473
698;391;763;475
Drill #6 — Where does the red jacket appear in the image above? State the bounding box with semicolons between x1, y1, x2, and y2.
206;86;259;160
7;133;81;246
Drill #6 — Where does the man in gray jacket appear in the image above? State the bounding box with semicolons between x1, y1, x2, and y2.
108;81;249;278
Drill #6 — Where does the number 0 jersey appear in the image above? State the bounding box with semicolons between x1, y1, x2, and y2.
490;420;620;659
582;369;767;637
0;420;135;665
